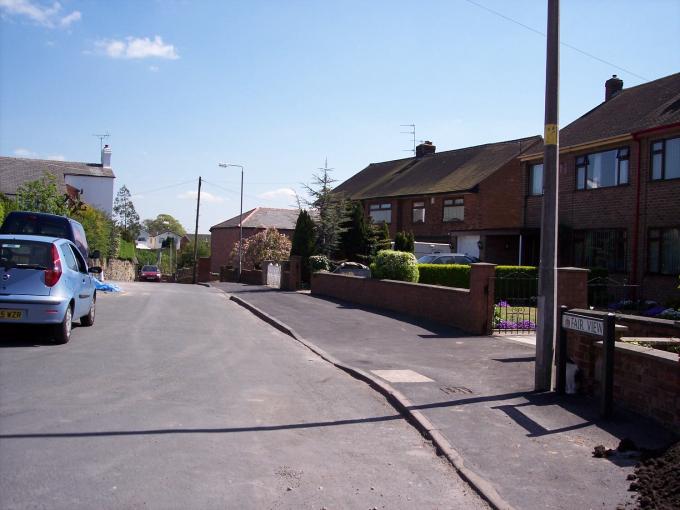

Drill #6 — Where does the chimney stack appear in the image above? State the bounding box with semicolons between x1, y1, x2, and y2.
605;75;623;101
101;144;112;168
415;140;436;158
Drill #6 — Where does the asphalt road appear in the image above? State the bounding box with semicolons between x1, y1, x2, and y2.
0;282;487;510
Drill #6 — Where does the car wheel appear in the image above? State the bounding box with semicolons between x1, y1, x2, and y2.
53;304;73;344
80;294;96;327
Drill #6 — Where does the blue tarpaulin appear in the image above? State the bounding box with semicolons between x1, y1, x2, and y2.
93;278;121;292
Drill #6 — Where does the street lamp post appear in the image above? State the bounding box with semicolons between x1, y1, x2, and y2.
218;163;244;282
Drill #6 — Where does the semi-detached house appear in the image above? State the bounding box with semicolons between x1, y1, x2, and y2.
521;72;680;302
334;136;542;265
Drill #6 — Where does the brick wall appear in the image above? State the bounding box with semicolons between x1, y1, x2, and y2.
565;309;680;432
311;263;496;335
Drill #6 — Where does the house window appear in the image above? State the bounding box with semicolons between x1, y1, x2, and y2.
573;229;627;272
412;201;425;223
648;227;680;274
576;147;629;190
529;163;543;196
369;203;391;224
443;198;464;221
651;137;680;180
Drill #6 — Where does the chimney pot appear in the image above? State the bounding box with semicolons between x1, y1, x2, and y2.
101;144;112;168
605;74;623;101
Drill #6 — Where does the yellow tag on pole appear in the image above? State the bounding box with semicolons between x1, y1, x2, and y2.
544;124;558;145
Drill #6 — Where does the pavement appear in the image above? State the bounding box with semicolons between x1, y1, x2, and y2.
212;281;678;510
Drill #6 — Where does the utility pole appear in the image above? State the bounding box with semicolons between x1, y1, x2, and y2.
192;177;202;284
535;0;560;391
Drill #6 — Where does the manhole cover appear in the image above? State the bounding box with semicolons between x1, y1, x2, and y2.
440;386;473;395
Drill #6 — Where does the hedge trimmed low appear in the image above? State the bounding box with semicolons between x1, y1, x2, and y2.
418;264;471;288
370;250;419;282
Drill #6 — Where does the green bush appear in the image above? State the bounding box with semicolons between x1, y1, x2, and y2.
418;264;471;288
119;239;136;261
309;254;331;272
370;250;419;282
136;249;158;266
495;265;538;278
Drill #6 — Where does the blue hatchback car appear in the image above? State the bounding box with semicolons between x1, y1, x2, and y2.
0;234;101;344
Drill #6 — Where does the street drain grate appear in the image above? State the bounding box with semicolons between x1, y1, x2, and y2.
440;386;473;395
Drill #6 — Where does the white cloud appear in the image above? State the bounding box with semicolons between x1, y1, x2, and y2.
258;187;297;200
94;36;179;60
149;65;159;72
0;0;81;29
46;154;65;161
13;147;38;158
177;190;224;203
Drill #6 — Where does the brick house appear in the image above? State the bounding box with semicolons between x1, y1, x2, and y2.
209;207;299;273
521;72;680;302
334;136;542;264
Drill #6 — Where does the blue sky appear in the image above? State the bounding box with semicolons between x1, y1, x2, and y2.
1;0;679;233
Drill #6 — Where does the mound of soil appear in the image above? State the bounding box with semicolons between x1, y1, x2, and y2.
629;440;680;509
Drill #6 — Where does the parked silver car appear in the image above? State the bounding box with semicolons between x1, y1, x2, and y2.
0;235;101;344
417;253;477;264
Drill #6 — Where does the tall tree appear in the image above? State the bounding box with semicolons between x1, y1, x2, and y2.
338;201;371;262
15;173;68;215
291;209;317;282
143;214;186;236
302;160;347;258
113;185;141;241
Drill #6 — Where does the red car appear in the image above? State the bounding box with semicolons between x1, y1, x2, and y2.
139;265;161;282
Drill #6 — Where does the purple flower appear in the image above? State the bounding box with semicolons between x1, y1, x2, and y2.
497;301;509;307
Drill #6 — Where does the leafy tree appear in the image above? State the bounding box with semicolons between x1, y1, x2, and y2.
71;205;114;258
302;162;347;258
290;209;317;282
0;194;16;223
113;185;141;241
338;201;371;262
178;238;210;268
15;173;68;215
143;214;186;236
230;228;291;269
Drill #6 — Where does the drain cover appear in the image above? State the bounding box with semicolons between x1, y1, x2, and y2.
440;386;473;395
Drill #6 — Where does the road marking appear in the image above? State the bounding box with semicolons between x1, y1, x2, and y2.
371;369;434;383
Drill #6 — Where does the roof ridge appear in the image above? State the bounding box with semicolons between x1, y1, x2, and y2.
0;155;101;166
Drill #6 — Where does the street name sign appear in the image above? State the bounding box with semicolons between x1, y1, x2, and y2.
562;313;604;337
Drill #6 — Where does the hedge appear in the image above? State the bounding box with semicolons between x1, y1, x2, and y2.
418;264;470;288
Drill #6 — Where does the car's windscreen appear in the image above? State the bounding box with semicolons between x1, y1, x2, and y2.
142;265;158;271
1;215;68;238
417;255;437;263
0;240;51;269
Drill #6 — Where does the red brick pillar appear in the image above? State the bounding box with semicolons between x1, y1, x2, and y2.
287;256;302;291
469;263;497;335
557;267;589;309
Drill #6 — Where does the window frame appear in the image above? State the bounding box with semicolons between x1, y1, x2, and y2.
575;146;630;190
442;197;464;222
369;202;392;224
647;226;680;275
572;229;627;273
412;201;425;224
650;136;680;181
528;163;544;196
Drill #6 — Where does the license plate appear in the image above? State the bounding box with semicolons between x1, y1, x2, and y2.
0;309;23;320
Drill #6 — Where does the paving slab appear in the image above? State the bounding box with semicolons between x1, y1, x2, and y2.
213;281;678;510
